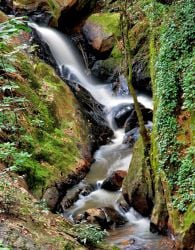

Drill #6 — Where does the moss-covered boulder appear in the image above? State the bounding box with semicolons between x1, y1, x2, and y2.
122;138;154;217
82;13;120;55
82;13;120;57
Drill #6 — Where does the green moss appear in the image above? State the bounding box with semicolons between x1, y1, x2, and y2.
88;13;122;64
183;205;195;231
88;13;120;37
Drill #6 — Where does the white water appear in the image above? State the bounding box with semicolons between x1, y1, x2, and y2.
29;23;152;120
31;24;157;248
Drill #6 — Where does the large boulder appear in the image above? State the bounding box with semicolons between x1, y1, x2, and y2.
123;138;154;216
77;207;127;228
124;107;153;132
114;104;134;128
42;187;59;210
101;170;127;191
82;21;115;54
82;13;120;55
113;103;152;130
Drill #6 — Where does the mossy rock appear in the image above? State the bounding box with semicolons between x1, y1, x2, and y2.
122;138;154;216
87;13;120;37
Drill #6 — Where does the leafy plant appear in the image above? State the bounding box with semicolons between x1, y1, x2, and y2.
155;0;195;211
173;147;195;212
0;142;31;172
73;223;107;246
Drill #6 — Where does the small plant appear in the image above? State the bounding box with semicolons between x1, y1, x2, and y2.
0;142;31;172
73;223;107;246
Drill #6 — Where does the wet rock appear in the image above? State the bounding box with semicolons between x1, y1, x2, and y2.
104;207;128;226
113;103;152;130
123;139;154;217
2;0;97;30
123;122;152;146
115;75;129;96
60;188;81;210
130;18;152;94
82;20;115;54
124;107;153;133
80;184;94;196
84;208;107;225
123;128;139;146
118;198;130;212
114;104;134;128
43;186;59;210
0;0;13;14
80;207;127;228
132;59;151;94
101;170;127;191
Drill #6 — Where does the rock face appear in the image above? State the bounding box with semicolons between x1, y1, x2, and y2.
82;21;115;54
101;170;127;191
123;139;154;217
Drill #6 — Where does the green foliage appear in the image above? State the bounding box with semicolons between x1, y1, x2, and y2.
140;0;167;23
73;223;107;246
0;142;31;172
88;13;120;36
173;147;195;212
155;0;195;210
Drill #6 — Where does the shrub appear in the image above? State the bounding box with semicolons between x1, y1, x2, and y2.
73;223;107;246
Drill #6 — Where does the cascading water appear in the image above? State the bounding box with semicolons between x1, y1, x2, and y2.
31;24;168;249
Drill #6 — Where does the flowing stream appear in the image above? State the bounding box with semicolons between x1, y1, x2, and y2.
31;24;172;249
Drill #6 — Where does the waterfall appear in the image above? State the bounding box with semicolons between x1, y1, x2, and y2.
30;23;158;248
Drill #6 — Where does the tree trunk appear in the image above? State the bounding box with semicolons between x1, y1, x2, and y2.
120;0;150;152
